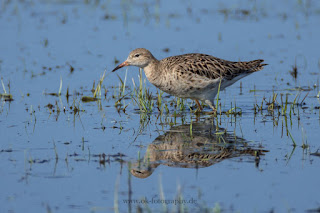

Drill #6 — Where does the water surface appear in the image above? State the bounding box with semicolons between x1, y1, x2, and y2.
1;0;320;212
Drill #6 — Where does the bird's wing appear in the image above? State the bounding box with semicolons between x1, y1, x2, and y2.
163;54;266;80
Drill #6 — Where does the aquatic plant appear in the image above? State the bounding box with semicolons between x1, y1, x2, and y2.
82;69;107;102
0;78;13;101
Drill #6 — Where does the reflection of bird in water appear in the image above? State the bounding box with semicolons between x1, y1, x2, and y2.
130;119;268;179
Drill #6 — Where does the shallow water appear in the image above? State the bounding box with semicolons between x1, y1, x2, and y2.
1;0;320;212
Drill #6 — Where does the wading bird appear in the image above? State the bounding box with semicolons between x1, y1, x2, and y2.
113;48;266;112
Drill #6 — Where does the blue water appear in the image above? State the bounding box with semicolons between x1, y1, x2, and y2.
1;0;320;212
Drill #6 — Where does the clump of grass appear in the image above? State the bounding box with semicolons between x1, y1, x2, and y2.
225;107;242;116
133;87;154;113
156;90;164;113
280;93;289;115
44;76;63;96
176;97;186;111
93;70;107;98
267;92;278;111
0;78;13;101
113;69;132;113
131;68;154;113
253;91;309;120
71;97;84;114
113;69;129;102
82;69;107;102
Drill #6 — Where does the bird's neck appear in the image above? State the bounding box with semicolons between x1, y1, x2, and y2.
143;59;161;85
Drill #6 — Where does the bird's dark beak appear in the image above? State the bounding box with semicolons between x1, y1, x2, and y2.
112;61;129;72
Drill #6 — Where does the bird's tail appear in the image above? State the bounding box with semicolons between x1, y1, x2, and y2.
244;59;268;72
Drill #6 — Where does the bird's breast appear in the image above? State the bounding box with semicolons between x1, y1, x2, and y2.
144;68;177;95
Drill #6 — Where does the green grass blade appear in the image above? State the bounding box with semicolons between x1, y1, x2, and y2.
216;79;222;109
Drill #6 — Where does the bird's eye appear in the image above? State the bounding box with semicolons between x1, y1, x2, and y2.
134;54;140;58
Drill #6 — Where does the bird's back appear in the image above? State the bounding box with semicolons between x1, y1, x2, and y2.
160;53;266;81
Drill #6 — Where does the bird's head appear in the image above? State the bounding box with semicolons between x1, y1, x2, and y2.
112;48;156;72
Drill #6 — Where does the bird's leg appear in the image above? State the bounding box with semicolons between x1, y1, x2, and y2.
205;100;217;113
195;100;203;111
